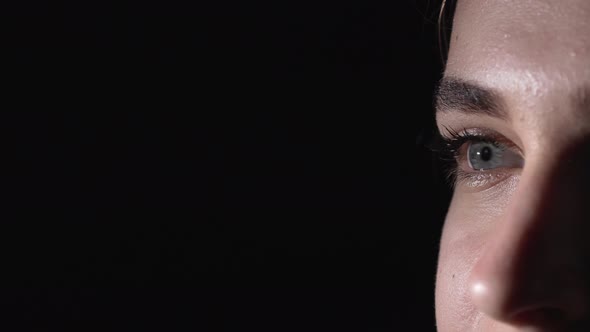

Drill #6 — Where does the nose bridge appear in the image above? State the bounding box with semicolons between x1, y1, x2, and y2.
468;155;590;324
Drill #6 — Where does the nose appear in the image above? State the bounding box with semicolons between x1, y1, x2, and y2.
468;157;590;327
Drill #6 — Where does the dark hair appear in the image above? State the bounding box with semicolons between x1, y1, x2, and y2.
438;0;457;64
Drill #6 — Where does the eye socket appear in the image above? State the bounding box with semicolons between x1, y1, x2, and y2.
430;127;525;188
466;141;524;171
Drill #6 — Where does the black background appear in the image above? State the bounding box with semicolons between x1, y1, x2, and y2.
1;0;450;331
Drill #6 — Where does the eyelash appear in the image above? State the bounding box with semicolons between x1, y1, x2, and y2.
428;127;506;187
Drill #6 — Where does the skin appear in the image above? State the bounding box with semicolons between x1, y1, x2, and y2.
435;0;590;331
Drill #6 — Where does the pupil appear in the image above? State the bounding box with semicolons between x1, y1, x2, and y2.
479;146;492;161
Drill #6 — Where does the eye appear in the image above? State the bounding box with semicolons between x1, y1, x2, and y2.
467;141;523;171
429;127;525;188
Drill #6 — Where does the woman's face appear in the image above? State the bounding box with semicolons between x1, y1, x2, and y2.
435;0;590;331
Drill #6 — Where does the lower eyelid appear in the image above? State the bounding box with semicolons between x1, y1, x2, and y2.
455;169;514;190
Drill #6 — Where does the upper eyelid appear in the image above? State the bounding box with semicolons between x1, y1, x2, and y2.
441;127;523;154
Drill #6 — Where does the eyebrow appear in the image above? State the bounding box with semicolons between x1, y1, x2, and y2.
434;77;508;120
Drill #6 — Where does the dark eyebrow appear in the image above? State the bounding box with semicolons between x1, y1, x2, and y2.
435;77;508;120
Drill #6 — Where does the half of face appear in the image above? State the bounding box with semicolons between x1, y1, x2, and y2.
435;0;590;331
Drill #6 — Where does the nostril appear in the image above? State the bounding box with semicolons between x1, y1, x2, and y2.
509;307;566;328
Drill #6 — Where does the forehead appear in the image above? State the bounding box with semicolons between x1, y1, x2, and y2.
446;0;590;95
